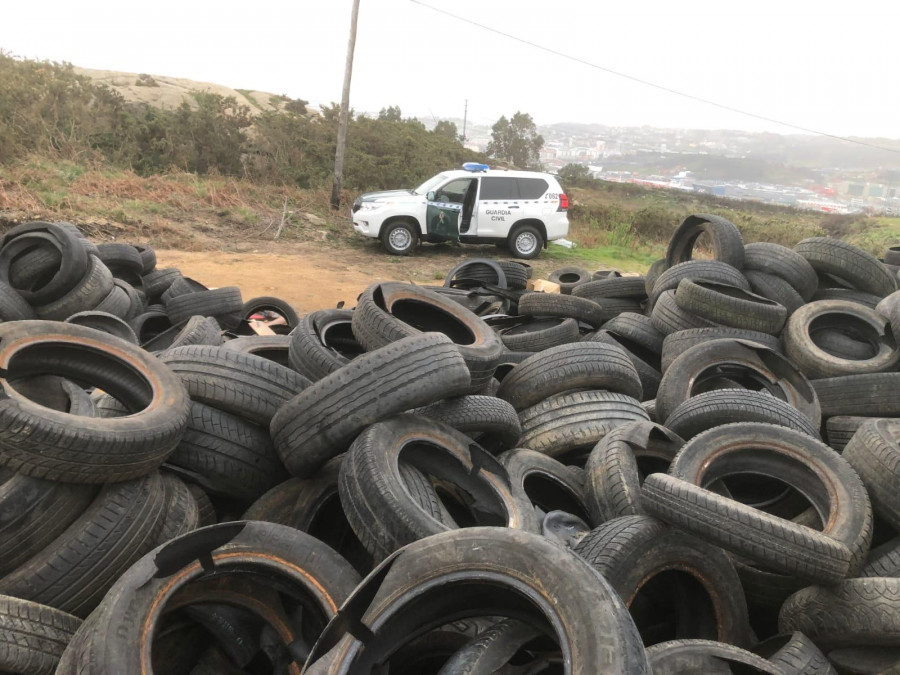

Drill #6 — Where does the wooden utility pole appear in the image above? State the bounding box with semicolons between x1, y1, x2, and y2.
331;0;361;210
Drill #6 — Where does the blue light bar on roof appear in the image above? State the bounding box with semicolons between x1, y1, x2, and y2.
462;162;490;172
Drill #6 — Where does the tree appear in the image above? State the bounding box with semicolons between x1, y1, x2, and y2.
433;120;460;142
559;163;592;186
486;111;544;169
378;105;402;121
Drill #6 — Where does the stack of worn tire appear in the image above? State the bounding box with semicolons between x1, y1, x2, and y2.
3;216;900;673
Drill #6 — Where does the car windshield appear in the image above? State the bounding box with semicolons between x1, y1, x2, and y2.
412;173;448;195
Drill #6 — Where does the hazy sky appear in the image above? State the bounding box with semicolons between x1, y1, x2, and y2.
2;1;898;138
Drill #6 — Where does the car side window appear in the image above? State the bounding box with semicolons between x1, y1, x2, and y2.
480;177;519;200
434;179;473;204
517;178;549;199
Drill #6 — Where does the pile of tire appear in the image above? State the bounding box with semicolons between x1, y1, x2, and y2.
1;216;900;673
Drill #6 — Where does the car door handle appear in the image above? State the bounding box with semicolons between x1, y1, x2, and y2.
508;205;520;209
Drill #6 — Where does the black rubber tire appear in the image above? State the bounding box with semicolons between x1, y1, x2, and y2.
574;515;754;647
65;310;138;344
779;578;900;649
663;389;821;440
0;596;81;675
656;338;821;426
744;242;819;301
602;312;664;355
243;458;374;576
219;335;291;367
827;647;900;674
381;220;418;256
642;422;871;583
271;333;470;478
6;244;63;295
95;243;143;283
825;415;874;452
650;290;717;336
813;373;900;417
578;296;645;322
141;268;182;301
187;484;216;527
413;395;522;451
0;472;98;578
165;287;244;329
33;255;114;321
148;315;223;353
650;259;750;308
844;419;900;532
153;473;200;547
160;276;207;303
784;300;899;379
0;321;191;483
645;258;668;295
517;391;649;460
91;283;130;319
159;344;309;426
796;237;898;298
661;326;783;372
584;329;662;399
752;632;835;675
584;421;685;523
304;527;650;674
0;223;89;305
55;521;361;674
517;292;606;327
0;281;37;321
809;326;877;360
166;401;288;502
665;213;745;269
548;266;591;294
497;341;642;411
6;375;94;418
288;309;364;381
133;244;156;274
451;260;528;290
352;282;503;391
646;640;781;674
0;472;167;617
499;448;591;532
495;316;580;352
572;276;648;301
130;306;171;344
675;279;787;334
239;295;300;333
744;269;807;316
338;415;525;560
430;619;541;675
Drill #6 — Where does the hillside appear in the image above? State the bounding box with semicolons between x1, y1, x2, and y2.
73;67;307;116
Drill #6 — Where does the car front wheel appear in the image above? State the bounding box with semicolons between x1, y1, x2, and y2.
381;222;417;256
509;225;543;260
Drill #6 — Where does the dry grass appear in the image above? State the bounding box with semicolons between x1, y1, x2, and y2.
0;157;352;251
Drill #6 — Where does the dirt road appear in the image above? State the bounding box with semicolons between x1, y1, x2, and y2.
156;241;610;313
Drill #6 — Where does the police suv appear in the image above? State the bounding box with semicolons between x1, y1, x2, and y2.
351;163;569;259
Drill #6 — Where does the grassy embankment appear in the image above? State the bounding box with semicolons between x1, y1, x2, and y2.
1;157;898;272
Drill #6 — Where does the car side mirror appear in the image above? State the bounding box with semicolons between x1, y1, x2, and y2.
426;191;435;201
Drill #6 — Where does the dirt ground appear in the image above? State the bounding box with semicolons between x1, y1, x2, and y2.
156;240;616;313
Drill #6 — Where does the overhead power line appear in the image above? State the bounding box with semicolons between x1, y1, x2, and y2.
410;0;900;156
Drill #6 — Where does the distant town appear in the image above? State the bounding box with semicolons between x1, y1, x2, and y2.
452;119;900;216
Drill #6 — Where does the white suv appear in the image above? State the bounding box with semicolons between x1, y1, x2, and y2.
351;164;569;259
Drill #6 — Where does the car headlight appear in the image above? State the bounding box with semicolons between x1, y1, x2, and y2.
360;201;385;211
